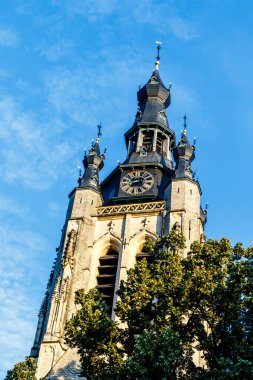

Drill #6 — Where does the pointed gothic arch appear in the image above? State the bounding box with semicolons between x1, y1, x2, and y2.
91;235;122;315
126;230;157;268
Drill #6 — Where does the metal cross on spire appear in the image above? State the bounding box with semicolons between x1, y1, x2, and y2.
155;41;162;69
97;123;102;138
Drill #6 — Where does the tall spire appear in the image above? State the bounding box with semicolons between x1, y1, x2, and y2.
124;43;175;165
135;41;171;124
78;124;106;191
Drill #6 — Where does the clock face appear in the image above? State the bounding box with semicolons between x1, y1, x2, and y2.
120;170;154;195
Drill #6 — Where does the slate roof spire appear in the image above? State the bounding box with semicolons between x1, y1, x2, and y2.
135;42;171;127
173;115;196;179
78;124;106;191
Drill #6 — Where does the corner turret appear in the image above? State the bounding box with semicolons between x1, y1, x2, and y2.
78;124;106;192
173;115;195;179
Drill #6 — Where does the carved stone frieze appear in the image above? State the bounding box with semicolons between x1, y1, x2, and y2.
96;201;165;216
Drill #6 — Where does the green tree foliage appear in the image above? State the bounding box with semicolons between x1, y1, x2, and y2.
5;357;37;380
65;288;123;380
122;327;191;380
65;231;253;379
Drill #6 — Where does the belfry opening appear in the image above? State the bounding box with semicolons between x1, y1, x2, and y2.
96;247;119;315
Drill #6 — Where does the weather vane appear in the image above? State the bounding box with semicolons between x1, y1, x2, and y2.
97;123;102;138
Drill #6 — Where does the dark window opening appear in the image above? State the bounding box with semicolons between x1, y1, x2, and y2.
96;248;118;315
140;146;148;156
156;135;163;152
129;135;137;155
136;243;154;264
156;133;166;157
142;131;153;152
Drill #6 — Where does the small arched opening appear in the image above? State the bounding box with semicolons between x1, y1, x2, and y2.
136;239;154;264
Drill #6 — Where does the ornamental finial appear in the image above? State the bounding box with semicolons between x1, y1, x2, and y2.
155;41;161;70
97;123;102;139
183;113;187;134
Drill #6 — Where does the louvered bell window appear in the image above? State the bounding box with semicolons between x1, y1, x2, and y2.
96;248;119;315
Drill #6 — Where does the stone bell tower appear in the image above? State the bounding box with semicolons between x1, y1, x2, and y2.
31;46;207;379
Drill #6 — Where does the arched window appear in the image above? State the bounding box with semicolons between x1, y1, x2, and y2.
96;247;119;315
136;240;154;264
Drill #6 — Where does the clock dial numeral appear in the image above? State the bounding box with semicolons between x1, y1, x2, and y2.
120;170;154;195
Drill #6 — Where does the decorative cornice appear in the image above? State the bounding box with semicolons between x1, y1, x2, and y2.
96;201;165;216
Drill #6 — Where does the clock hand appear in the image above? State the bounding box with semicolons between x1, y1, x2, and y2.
131;179;143;186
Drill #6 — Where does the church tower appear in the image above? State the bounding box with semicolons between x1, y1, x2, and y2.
31;46;207;379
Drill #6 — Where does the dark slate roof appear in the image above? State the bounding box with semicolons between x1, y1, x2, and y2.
148;68;166;87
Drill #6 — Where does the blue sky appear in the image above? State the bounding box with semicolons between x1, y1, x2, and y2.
1;0;253;376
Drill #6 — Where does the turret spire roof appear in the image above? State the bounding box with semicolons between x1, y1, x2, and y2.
135;42;171;126
78;124;106;191
173;115;195;179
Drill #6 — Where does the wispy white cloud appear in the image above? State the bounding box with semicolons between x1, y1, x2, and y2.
0;221;49;375
39;41;73;62
0;290;36;373
44;55;138;125
0;97;74;189
172;82;200;113
53;0;117;21
132;1;200;42
51;0;199;42
48;201;62;217
0;26;19;47
168;16;200;42
0;195;28;216
0;69;9;79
